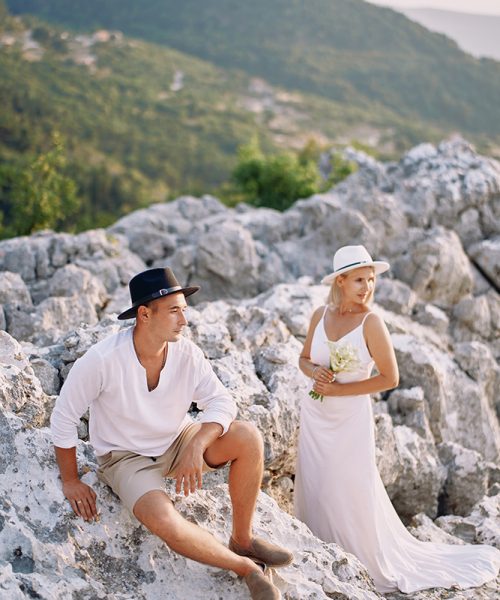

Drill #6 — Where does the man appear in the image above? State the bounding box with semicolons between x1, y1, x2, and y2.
51;267;292;600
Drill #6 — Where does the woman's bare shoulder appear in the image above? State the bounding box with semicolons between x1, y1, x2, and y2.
363;311;390;340
306;304;327;328
312;304;327;320
363;310;386;329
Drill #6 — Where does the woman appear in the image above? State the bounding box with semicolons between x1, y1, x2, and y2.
294;245;500;594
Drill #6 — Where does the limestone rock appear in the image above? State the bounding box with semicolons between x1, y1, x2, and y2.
391;227;473;308
412;303;449;334
432;514;477;544
453;341;500;416
375;278;417;316
0;331;50;426
374;412;401;488
194;221;261;301
0;412;381;600
47;264;107;305
453;293;492;339
58;318;126;375
276;199;379;284
385;425;446;521
437;442;489;516
468;237;500;289
0;271;32;307
407;513;465;546
255;281;327;339
392;333;500;462
434;491;500;549
29;358;60;396
1;137;499;599
387;387;433;441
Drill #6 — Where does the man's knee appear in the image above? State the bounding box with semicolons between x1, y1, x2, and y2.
133;490;178;537
228;420;264;455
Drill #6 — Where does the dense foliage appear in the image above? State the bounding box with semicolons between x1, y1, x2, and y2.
226;139;357;211
7;0;500;137
0;14;276;235
0;134;79;237
229;139;320;211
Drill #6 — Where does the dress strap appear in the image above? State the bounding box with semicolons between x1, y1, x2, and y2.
321;305;329;321
360;312;373;329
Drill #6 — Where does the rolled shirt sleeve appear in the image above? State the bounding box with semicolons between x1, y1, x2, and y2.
193;357;237;435
50;348;103;448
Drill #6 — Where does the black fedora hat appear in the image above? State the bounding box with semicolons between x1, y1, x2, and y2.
117;267;200;320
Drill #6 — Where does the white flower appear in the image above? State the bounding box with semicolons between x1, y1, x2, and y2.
309;341;360;402
326;340;360;374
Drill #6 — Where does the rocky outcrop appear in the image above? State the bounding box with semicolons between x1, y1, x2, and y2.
0;411;381;600
1;138;499;598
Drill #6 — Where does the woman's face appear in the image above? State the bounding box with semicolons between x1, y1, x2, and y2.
337;266;375;305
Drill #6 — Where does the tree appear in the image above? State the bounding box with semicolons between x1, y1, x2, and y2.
9;134;80;236
230;139;320;212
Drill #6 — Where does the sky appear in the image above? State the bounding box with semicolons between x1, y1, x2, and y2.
366;0;500;16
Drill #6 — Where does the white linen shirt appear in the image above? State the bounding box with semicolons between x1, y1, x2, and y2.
50;327;237;457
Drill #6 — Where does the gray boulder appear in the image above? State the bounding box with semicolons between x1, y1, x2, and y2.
435;491;500;549
0;331;51;426
385;425;446;521
437;442;489;517
392;333;500;462
0;271;32;306
0;412;380;600
469;237;500;292
391;227;473;308
194;221;261;300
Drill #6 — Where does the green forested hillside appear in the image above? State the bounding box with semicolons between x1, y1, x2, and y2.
0;6;445;236
2;0;500;238
7;0;500;137
0;14;288;233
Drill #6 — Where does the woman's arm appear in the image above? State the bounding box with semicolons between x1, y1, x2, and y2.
312;312;399;397
299;306;336;383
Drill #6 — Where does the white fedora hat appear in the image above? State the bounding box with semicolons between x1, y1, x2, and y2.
321;245;390;285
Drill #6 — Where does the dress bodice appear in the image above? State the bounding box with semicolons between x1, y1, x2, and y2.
310;307;374;383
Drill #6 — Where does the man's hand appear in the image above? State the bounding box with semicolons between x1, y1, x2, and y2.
54;446;99;521
174;423;223;496
62;478;98;522
174;442;205;497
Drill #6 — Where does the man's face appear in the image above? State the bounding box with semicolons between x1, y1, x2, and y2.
147;292;188;342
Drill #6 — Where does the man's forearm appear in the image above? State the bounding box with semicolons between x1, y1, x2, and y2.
54;446;80;482
191;422;224;451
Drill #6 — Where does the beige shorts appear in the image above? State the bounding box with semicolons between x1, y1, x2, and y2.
96;422;224;513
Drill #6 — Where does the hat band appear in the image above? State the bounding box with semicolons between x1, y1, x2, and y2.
334;260;368;272
132;285;183;307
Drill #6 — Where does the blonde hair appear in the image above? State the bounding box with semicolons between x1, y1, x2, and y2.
327;268;376;308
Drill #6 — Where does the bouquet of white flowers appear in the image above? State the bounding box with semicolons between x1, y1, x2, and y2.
309;340;360;402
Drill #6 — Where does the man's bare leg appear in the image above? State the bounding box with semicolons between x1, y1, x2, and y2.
204;421;264;546
134;490;259;577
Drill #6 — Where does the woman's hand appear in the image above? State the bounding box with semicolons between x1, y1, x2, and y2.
312;366;336;384
312;366;338;397
312;378;339;397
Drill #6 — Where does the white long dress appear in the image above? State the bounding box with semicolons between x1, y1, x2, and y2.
294;309;500;594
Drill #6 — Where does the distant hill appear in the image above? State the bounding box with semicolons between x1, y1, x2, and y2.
2;7;442;236
6;0;500;140
403;8;500;61
0;13;283;231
